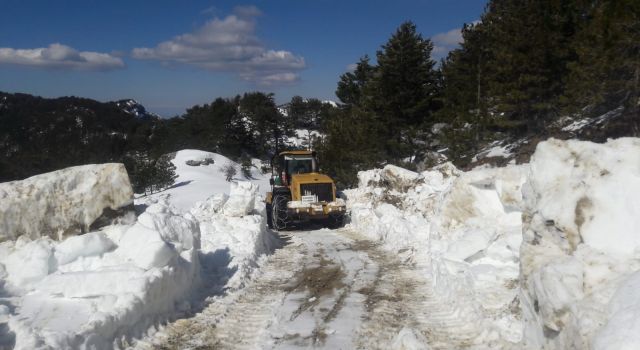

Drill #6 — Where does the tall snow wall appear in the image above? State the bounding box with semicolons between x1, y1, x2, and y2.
521;138;640;349
0;163;133;242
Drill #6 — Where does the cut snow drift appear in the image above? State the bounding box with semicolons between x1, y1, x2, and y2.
346;161;527;347
348;138;640;348
520;138;640;349
1;198;200;350
0;163;133;242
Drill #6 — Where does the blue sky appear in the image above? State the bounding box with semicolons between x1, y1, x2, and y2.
0;0;487;116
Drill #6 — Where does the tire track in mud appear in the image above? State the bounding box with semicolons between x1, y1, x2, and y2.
345;233;486;350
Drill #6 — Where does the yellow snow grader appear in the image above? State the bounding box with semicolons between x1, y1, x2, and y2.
265;150;346;230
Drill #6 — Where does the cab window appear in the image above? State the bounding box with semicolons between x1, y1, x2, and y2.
284;155;315;175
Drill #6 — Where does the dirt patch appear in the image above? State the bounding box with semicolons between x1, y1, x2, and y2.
350;240;378;252
286;257;346;321
282;327;329;347
285;259;345;296
572;196;592;250
574;196;592;230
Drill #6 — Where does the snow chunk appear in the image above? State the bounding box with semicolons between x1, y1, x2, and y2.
118;201;198;270
391;327;431;350
445;228;496;261
0;163;133;242
2;239;54;288
358;169;382;188
223;181;258;217
117;223;177;270
54;231;115;266
191;185;276;291
382;164;420;191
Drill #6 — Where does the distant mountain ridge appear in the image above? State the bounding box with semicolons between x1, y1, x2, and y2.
0;91;158;182
113;99;160;120
0;92;159;119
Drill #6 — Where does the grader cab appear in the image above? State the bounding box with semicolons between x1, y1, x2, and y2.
265;150;346;230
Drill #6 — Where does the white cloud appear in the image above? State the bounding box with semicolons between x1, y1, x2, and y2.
431;27;464;59
0;43;124;71
346;63;358;71
132;6;305;85
250;72;299;85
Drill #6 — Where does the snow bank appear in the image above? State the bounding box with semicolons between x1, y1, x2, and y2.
346;162;527;346
520;138;640;349
191;180;276;291
0;150;278;349
349;138;640;348
0;198;200;350
0;163;133;242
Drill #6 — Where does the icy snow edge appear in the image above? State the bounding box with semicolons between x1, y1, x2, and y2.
0;163;133;242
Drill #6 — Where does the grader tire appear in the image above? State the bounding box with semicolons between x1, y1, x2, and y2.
266;203;274;229
272;194;291;231
327;214;345;229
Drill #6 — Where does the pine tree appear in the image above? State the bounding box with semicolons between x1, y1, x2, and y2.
153;155;178;191
565;0;640;114
336;55;375;107
221;162;238;182
318;105;386;187
288;95;307;128
240;154;253;179
483;0;578;133
372;21;440;161
239;92;283;155
435;21;497;163
125;152;177;194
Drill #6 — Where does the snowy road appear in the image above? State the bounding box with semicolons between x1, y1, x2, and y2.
135;228;492;350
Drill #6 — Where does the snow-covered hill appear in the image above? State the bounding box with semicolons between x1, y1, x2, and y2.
137;150;271;213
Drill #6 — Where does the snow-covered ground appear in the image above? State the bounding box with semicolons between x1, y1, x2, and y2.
135;227;441;349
